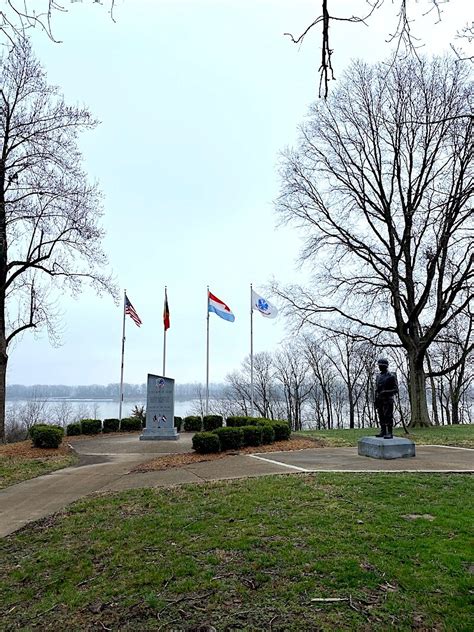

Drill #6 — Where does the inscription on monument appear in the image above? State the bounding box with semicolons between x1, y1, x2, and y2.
140;374;178;440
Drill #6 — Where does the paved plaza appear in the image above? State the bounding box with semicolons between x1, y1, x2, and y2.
1;434;472;537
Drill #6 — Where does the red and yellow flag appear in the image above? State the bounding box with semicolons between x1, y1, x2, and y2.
163;288;170;331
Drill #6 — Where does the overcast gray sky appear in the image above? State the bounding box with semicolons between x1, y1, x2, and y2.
6;0;467;386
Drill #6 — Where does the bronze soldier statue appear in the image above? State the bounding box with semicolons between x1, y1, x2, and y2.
375;357;398;439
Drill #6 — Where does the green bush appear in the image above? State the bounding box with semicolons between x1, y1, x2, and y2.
81;419;102;435
192;431;220;454
174;416;183;432
242;425;263;447
226;416;261;427
270;420;291;441
213;427;243;451
120;417;142;432
29;424;64;449
66;422;82;436
183;416;202;432
103;418;120;433
261;423;275;444
203;414;223;431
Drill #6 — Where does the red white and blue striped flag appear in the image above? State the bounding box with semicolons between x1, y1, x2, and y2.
208;291;235;322
125;294;142;327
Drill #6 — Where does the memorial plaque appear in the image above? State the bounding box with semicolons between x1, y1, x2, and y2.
140;374;179;441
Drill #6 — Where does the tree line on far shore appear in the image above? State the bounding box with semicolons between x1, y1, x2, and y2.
6;382;223;401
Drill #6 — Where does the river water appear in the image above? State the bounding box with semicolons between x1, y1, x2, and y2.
6;398;196;421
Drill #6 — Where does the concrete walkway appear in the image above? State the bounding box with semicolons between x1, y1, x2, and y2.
1;435;472;537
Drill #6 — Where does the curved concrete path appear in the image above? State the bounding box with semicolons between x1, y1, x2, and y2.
1;434;472;537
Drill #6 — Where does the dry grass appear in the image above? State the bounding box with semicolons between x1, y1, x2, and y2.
0;440;78;489
133;437;322;472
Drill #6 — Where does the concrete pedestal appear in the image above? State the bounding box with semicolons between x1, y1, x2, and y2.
358;436;415;459
140;428;179;441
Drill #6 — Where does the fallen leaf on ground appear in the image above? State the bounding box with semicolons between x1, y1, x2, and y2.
0;440;73;460
132;438;323;473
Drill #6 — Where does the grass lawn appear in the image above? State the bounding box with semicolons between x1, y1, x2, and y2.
0;441;78;490
1;473;472;631
297;424;474;449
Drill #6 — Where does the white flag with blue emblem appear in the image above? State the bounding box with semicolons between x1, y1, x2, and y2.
251;289;278;319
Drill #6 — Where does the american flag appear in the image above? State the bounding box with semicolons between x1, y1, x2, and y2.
125;294;142;327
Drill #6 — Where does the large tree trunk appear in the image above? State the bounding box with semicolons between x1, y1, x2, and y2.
0;351;6;443
0;160;7;443
425;354;440;426
450;387;460;425
407;353;431;427
348;398;355;429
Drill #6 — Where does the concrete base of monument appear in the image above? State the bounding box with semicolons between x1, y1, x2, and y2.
358;436;416;459
140;428;180;441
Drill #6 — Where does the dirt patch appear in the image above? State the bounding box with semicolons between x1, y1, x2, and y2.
402;514;435;521
0;439;73;460
133;438;323;472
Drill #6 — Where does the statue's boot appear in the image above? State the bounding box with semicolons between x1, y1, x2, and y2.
384;424;393;439
375;425;386;438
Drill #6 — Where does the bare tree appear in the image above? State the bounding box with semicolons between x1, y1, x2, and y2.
286;1;473;97
225;370;251;416
304;337;338;429
50;399;74;427
429;308;473;424
274;55;473;427
274;343;313;431
190;383;206;418
0;39;116;441
225;352;282;419
322;330;367;429
242;352;280;419
452;21;474;62
0;1;115;45
2;2;472;100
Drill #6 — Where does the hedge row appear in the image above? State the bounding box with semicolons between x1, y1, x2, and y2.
192;419;291;454
226;416;262;427
182;415;224;432
65;416;182;436
183;415;291;434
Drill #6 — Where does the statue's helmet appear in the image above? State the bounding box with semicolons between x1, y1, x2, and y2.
377;357;389;367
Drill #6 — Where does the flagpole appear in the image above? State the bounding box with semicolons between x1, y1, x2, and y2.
250;283;254;417
119;289;126;421
162;286;167;376
206;286;210;415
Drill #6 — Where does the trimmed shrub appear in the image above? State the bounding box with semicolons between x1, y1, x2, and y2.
225;416;247;427
120;417;142;432
242;425;263;447
192;431;220;454
213;427;243;451
81;419;102;435
270;420;291;441
174;416;183;432
183;416;202;432
203;414;223;431
29;424;64;449
66;422;82;436
261;423;275;444
103;418;120;433
226;416;260;427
